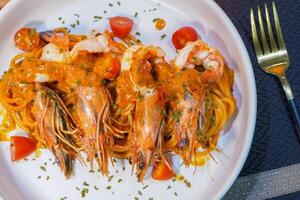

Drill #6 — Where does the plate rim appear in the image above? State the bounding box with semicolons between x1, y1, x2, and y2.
0;0;257;199
206;1;257;199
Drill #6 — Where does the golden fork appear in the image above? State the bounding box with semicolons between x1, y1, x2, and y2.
250;1;300;140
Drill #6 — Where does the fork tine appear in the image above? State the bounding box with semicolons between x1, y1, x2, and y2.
265;4;278;52
272;1;286;50
258;6;270;54
250;9;263;57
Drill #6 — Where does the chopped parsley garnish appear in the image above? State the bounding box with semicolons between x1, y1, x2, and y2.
135;32;141;36
134;12;138;17
60;197;67;200
70;24;76;28
108;175;114;182
174;192;178;196
106;185;112;190
148;198;153;200
152;18;159;23
76;20;80;26
173;110;181;122
138;190;142;195
122;166;125;171
117;1;121;6
46;176;50;180
137;93;144;101
108;3;113;7
184;179;192;188
75;187;80;191
74;13;80;18
81;188;89;198
83;181;89;187
102;79;108;86
58;17;62;20
94;16;103;21
94;186;99;190
142;185;149;190
40;166;46;171
76;80;81;85
104;10;107;14
167;185;171;190
29;28;37;36
37;176;41;179
134;197;139;200
160;34;167;40
117;179;123;183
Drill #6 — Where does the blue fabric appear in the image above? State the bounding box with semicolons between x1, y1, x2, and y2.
214;0;300;199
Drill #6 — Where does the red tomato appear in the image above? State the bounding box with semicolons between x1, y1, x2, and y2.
14;27;41;51
172;27;198;50
152;159;174;181
109;16;134;39
10;136;37;161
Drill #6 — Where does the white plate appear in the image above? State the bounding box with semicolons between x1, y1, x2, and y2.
0;0;257;199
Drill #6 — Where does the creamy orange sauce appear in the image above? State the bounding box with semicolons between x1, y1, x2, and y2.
155;18;166;31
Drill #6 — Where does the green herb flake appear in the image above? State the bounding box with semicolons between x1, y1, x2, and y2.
184;180;192;188
62;21;65;24
138;190;142;195
37;175;41;179
108;3;113;7
76;80;81;85
174;192;178;196
75;187;80;191
135;32;141;36
134;12;138;17
46;176;50;180
167;185;171;190
108;175;114;182
134;197;139;200
81;188;89;198
40;166;46;172
76;20;80;26
70;24;76;28
112;103;117;110
29;28;37;36
58;17;62;21
74;13;80;18
94;186;99;190
152;18;159;23
117;1;121;6
106;185;112;190
104;10;107;14
160;34;167;40
148;198;154;200
93;16;103;22
122;166;125;171
83;181;89;187
142;185;149;190
117;179;123;183
173;109;181;123
102;79;108;86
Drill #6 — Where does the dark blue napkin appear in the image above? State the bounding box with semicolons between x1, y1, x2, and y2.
214;0;300;199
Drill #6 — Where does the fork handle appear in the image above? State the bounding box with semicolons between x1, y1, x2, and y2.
280;76;300;141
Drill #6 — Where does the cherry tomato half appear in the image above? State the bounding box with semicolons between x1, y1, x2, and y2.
10;136;37;161
14;27;41;51
172;27;198;50
152;159;174;181
109;16;134;39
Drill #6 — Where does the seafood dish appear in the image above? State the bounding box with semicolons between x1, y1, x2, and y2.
0;16;235;181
